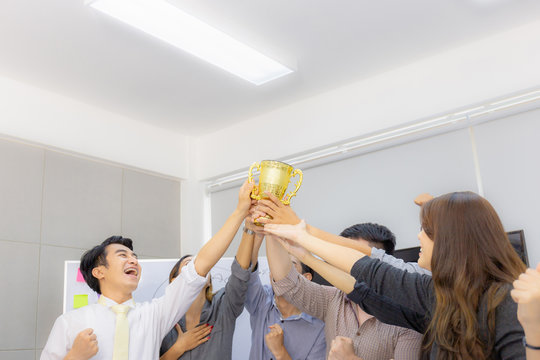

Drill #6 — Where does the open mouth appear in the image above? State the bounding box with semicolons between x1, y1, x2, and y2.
124;267;138;278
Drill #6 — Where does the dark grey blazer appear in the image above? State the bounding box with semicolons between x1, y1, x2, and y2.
160;259;250;360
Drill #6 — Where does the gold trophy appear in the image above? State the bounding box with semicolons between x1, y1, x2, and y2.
248;160;303;225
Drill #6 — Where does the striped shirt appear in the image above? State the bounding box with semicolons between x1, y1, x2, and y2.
273;266;422;360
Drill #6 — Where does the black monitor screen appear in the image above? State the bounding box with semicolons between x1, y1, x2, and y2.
393;246;420;263
507;230;529;267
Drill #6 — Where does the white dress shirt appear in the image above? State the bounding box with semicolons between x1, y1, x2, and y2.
41;260;207;360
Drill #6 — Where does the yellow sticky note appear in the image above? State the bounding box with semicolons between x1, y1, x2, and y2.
73;294;89;309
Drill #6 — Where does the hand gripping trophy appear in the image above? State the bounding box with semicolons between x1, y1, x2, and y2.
248;160;303;225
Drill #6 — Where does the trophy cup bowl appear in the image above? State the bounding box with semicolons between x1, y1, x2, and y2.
248;160;303;225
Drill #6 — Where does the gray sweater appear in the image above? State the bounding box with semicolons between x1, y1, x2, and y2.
160;258;251;360
351;257;525;360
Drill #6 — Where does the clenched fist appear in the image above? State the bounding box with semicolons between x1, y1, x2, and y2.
265;324;291;360
328;336;360;360
65;328;98;360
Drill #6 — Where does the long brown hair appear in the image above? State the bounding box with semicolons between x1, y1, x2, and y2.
170;255;214;302
421;192;525;359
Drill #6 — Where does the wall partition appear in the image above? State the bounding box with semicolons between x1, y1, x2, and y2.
0;139;181;358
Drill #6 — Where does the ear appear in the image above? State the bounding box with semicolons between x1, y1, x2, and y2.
302;273;313;281
92;266;105;280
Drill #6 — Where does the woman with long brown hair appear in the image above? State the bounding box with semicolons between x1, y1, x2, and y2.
264;191;527;359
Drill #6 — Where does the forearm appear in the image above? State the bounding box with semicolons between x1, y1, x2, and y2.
250;234;264;271
266;235;292;281
525;329;540;360
236;229;254;269
527;349;540;360
195;209;245;276
302;254;355;293
160;345;185;360
297;232;366;274
64;352;83;360
307;224;372;256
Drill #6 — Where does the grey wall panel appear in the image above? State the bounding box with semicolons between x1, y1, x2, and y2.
0;139;43;244
36;245;87;348
122;170;181;258
0;140;183;353
282;129;478;250
0;350;36;360
41;151;122;248
0;241;39;350
210;129;478;254
474;108;540;266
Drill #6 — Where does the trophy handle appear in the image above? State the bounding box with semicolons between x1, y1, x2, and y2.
248;162;261;200
283;169;303;205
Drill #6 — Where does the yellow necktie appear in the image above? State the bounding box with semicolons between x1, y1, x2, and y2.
111;304;130;360
98;297;130;360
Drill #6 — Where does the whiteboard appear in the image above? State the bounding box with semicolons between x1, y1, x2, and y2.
64;257;270;360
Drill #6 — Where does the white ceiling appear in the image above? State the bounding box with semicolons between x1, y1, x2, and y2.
1;0;540;135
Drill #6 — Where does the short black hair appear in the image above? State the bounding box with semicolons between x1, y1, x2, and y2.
300;262;314;277
80;235;133;294
339;223;396;255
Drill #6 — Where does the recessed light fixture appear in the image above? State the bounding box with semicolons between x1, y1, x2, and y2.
87;0;293;85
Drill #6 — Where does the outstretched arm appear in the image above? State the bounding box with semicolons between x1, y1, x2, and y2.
219;216;258;320
193;181;254;277
275;237;355;293
245;217;265;270
254;193;372;256
266;235;292;282
236;223;256;270
265;220;365;275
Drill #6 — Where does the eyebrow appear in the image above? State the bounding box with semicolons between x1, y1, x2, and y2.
115;249;138;258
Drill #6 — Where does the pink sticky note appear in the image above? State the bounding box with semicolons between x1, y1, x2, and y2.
76;268;85;283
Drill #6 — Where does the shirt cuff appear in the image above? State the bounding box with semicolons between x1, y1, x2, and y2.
231;257;251;282
350;256;375;280
346;281;371;305
181;257;208;285
272;265;298;297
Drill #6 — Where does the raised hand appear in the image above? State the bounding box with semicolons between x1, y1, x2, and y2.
173;323;212;353
273;236;309;263
264;220;308;243
237;181;255;216
414;193;434;206
65;328;98;360
328;336;360;360
254;191;301;225
511;263;540;345
245;213;266;234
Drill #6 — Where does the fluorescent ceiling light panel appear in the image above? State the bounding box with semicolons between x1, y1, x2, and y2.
87;0;293;85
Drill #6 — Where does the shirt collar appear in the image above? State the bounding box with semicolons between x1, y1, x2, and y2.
271;296;316;324
97;294;136;309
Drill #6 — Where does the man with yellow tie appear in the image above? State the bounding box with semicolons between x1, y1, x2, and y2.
41;181;255;360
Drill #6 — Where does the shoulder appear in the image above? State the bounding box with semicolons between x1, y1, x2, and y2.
62;304;101;320
493;284;519;319
212;287;226;303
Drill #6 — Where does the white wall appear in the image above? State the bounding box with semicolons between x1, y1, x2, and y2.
210;109;540;267
0;75;190;179
1;19;540;263
195;20;540;180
